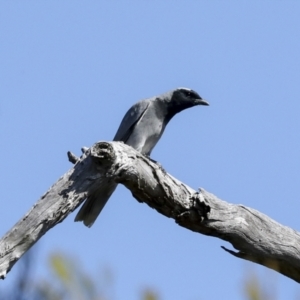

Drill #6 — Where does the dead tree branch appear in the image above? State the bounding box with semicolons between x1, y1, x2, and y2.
1;141;300;283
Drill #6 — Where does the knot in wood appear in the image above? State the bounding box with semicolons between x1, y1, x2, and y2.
190;190;210;221
91;142;115;168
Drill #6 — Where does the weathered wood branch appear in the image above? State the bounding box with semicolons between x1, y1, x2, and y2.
1;141;300;283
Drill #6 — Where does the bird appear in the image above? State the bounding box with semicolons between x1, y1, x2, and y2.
75;87;209;227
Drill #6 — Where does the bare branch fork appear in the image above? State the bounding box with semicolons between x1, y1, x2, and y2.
0;142;300;282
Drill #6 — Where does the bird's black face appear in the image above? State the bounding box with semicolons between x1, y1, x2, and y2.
161;87;209;120
174;88;209;108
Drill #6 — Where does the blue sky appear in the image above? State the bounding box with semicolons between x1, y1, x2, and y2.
1;1;300;299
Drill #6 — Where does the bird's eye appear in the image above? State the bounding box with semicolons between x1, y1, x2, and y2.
186;91;192;97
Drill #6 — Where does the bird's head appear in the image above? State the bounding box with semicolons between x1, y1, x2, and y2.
163;87;209;115
173;87;209;106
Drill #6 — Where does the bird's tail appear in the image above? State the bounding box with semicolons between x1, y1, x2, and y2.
75;181;117;227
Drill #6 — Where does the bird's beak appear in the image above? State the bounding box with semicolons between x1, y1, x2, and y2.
196;98;209;106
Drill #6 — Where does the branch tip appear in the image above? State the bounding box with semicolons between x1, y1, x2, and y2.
67;151;79;164
81;147;89;154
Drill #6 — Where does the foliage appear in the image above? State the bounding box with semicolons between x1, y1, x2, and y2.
0;248;159;300
0;247;291;300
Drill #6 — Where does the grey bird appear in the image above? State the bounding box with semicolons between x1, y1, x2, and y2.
75;87;209;227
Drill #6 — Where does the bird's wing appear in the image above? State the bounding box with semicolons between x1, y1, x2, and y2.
113;99;150;142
